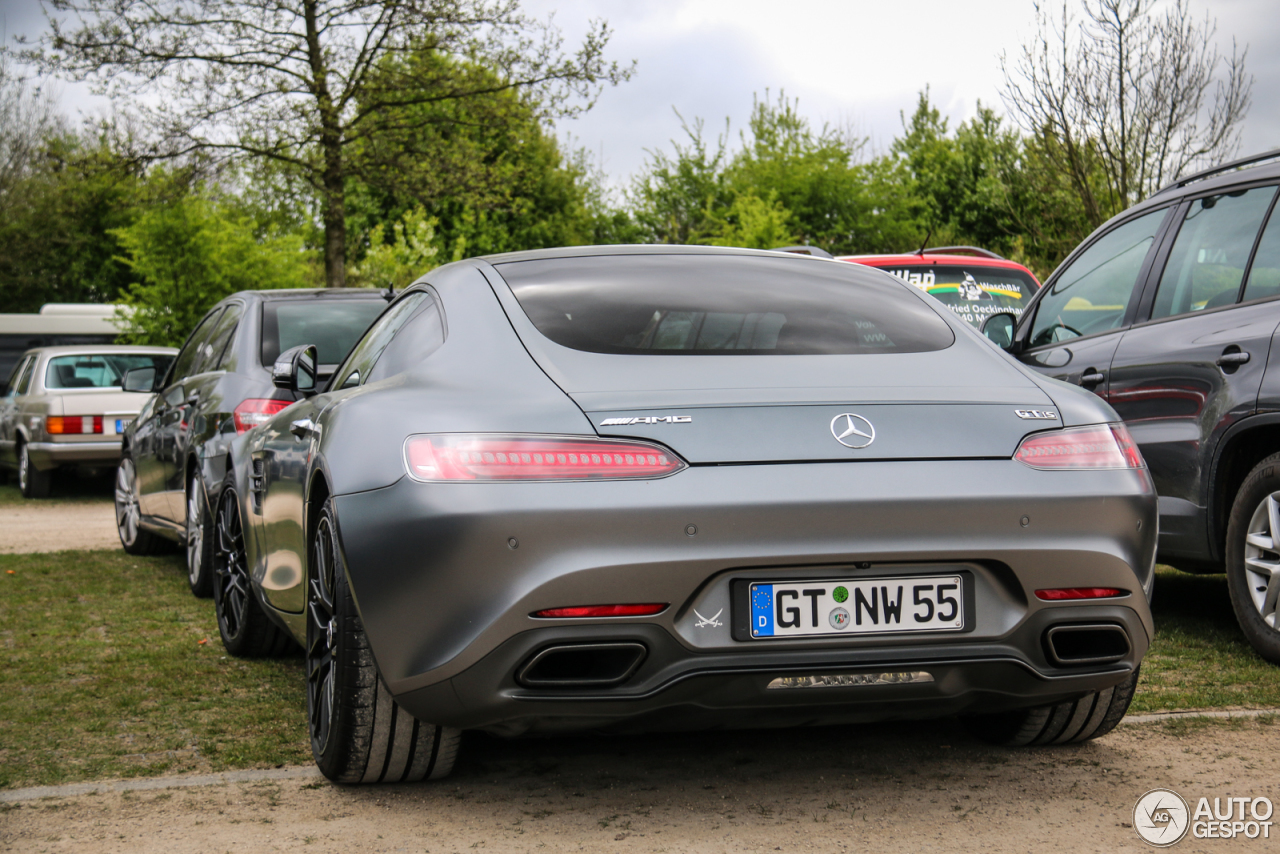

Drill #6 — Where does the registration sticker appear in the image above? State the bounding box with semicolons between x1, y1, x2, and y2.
748;576;964;638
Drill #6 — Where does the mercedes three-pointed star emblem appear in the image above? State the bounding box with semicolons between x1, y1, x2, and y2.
830;413;876;449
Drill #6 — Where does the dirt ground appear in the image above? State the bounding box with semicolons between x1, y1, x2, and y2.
4;718;1278;853
0;501;119;554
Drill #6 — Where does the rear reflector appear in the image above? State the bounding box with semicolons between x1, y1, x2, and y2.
1014;423;1144;469
1035;587;1126;601
404;434;686;482
233;398;291;434
767;672;934;690
46;416;103;435
532;604;668;619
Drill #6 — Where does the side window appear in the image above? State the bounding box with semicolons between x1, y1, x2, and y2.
1243;200;1280;303
170;308;224;383
367;299;445;383
1029;207;1169;347
6;356;34;397
332;292;430;390
1150;187;1277;320
203;303;244;372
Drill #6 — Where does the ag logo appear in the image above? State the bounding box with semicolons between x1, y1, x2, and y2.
1134;788;1190;847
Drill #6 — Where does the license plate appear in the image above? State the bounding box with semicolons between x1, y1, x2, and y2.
748;576;964;638
115;418;131;435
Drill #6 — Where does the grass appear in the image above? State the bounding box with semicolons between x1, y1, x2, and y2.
0;470;115;505
1;551;1278;791
1129;565;1280;713
0;549;308;790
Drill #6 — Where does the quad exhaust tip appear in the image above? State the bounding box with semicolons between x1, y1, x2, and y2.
1044;623;1131;666
517;642;647;688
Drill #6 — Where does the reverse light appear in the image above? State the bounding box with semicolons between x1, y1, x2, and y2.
403;434;687;482
232;398;291;433
532;604;668;618
46;416;103;435
1014;423;1144;469
1035;588;1126;601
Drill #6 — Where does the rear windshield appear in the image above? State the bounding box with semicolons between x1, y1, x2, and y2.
871;264;1039;329
496;255;955;355
260;298;388;367
45;353;175;390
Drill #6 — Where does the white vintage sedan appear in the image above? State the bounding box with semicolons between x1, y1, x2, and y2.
0;345;176;497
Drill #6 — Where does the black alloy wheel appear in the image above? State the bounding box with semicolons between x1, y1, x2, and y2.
212;481;291;657
306;497;460;783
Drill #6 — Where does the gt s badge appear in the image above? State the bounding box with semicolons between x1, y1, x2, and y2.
599;415;693;426
1015;409;1058;420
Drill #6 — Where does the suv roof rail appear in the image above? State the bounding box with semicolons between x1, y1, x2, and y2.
770;245;834;259
921;246;1004;260
1155;148;1280;196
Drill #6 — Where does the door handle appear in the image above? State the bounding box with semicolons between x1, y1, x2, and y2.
1216;351;1251;367
1080;369;1106;387
290;418;315;439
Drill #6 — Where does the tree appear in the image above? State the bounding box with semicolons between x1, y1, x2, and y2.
1001;0;1252;227
114;183;313;346
0;50;65;202
29;0;632;287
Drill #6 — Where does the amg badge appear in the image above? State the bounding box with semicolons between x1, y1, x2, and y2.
1014;409;1058;420
599;415;693;426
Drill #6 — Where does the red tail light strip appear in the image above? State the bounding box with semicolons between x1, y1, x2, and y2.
233;399;291;434
46;416;103;435
1035;588;1126;600
532;604;668;618
1014;424;1145;469
404;434;687;482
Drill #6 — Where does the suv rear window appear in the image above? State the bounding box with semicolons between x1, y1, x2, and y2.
261;298;388;367
875;265;1038;328
496;255;955;355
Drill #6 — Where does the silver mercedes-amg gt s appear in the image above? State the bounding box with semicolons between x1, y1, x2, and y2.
215;246;1157;784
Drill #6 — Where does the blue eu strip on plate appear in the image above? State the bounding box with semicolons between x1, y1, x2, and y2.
750;583;775;637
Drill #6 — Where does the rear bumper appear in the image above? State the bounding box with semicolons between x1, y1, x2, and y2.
26;439;122;469
398;607;1147;734
323;458;1158;732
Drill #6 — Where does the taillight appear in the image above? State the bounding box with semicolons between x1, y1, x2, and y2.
233;399;291;434
403;434;687;482
1014;424;1144;469
532;604;668;618
46;416;103;435
1036;588;1126;600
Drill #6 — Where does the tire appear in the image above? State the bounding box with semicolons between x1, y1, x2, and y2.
212;480;293;658
963;667;1140;746
114;457;168;555
17;441;52;498
185;470;214;598
1224;453;1280;664
307;497;460;784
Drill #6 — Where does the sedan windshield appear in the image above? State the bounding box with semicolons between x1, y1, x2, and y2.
497;254;955;355
44;354;175;390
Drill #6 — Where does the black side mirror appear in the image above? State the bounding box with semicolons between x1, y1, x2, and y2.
122;366;158;393
273;344;318;396
981;313;1017;350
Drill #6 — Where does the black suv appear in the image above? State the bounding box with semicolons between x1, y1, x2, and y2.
115;289;390;599
983;149;1280;663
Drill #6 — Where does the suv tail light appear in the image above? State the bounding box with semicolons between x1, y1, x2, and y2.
403;434;687;482
1014;424;1144;469
233;399;291;434
46;416;103;435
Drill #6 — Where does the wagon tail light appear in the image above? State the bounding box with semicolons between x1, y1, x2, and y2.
45;416;103;435
403;434;687;482
233;398;291;434
1014;423;1144;469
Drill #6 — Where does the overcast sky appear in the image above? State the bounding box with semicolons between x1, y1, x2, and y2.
3;0;1277;188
